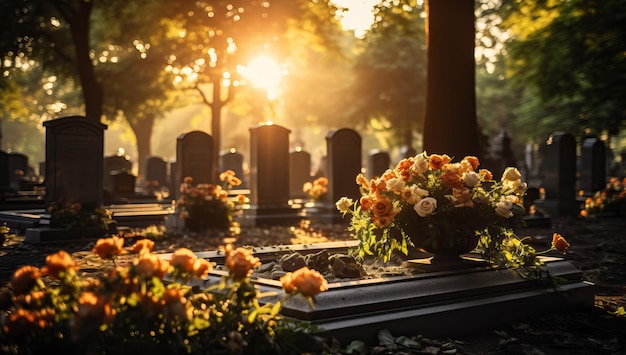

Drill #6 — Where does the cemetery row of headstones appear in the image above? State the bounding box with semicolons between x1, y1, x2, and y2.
2;116;623;221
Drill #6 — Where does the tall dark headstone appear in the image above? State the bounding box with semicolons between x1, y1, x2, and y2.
536;132;577;216
176;131;215;193
103;155;132;193
326;128;362;206
44;116;107;206
145;156;168;187
220;149;245;187
0;150;11;198
367;150;390;179
400;146;417;160
8;152;29;188
289;149;312;199
580;137;606;195
244;123;298;226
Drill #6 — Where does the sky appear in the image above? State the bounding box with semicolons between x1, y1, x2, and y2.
332;0;378;38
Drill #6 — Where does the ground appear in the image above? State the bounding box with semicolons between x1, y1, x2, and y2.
1;216;625;354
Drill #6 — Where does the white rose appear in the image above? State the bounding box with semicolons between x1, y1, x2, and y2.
501;167;522;182
462;171;480;187
414;197;437;217
495;200;513;218
411;153;429;174
386;177;406;193
335;197;354;213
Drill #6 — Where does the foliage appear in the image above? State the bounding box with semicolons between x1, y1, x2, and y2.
0;238;329;354
502;0;626;138
579;177;626;217
46;200;113;230
176;170;246;231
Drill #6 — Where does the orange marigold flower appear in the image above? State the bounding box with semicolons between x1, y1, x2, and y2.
93;236;124;259
193;258;212;278
280;267;328;297
42;250;77;279
11;266;41;295
224;244;260;279
128;239;155;255
428;154;452;170
552;233;571;254
169;248;198;274
133;253;170;279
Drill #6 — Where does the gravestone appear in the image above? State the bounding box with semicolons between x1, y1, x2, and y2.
579;137;606;196
0;150;12;200
8;152;29;189
303;128;362;224
44;116;107;207
400;145;417;160
112;170;136;197
103;155;132;193
535;132;577;216
367;150;390;179
145;156;168;188
243;123;299;226
175;131;215;197
220;149;246;187
289;149;312;200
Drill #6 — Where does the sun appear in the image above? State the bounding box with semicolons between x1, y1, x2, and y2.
238;56;283;100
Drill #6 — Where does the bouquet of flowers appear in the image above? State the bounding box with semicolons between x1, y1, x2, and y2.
336;152;530;264
177;170;246;231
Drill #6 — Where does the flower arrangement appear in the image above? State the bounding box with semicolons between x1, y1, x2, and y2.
579;177;626;217
336;152;533;264
177;170;246;231
46;199;112;230
0;236;329;354
303;177;328;200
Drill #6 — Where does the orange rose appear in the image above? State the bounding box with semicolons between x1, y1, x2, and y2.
463;156;480;170
371;197;394;217
128;239;154;255
356;173;369;190
193;258;212;278
280;267;328;297
440;170;464;189
224;244;260;279
11;266;41;295
41;250;77;279
552;233;570;254
360;195;375;211
93;236;124;259
169;248;197;274
428;154;451;170
133;253;170;279
372;214;394;228
479;169;493;181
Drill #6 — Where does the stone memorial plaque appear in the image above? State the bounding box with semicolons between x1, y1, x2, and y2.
44;116;107;206
249;123;290;205
176;131;215;188
289;149;311;199
326;128;362;204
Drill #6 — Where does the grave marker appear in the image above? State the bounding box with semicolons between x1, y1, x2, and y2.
579;137;606;195
220;149;246;187
535;131;577;216
175;131;215;197
367;150;390;179
289;148;312;199
145;156;168;188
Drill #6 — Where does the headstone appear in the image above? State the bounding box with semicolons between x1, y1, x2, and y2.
112;170;136;197
400;146;417;160
535;132;577;216
0;150;10;189
103;155;132;193
145;156;168;187
367;150;390;179
8;152;28;189
303;128;363;224
491;130;516;179
44;116;107;207
175;131;215;197
579;137;606;195
326;128;362;205
220;149;245;187
289;149;312;200
244;123;299;226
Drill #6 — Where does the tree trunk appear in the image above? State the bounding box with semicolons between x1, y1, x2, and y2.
422;0;479;159
66;0;103;122
129;114;155;181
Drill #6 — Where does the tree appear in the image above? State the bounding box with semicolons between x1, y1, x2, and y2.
344;0;427;150
502;0;626;139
